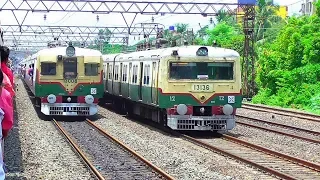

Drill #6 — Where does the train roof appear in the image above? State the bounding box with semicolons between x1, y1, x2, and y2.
102;53;123;62
37;47;102;56
103;46;240;60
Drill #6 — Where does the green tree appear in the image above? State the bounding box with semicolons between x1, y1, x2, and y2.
95;29;112;45
175;23;189;33
255;0;282;41
216;9;236;25
253;14;320;114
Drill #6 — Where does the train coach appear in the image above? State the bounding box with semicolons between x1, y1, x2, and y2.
20;43;104;116
102;46;242;132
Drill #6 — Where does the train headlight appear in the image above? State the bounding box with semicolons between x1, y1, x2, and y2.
222;104;233;115
200;107;205;113
47;94;56;104
176;104;188;115
85;95;94;104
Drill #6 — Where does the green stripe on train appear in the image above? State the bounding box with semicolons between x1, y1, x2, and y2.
106;81;242;108
34;82;104;98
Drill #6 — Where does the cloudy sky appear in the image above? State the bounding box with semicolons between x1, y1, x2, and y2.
0;0;304;48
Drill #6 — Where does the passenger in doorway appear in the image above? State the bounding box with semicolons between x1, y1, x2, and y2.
0;68;14;98
0;109;5;180
0;69;13;139
0;46;15;97
0;46;14;87
0;69;14;180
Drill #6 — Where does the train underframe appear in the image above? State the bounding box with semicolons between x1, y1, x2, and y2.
102;93;236;132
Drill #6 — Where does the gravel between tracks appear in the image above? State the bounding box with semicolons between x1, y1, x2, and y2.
237;108;320;133
228;116;320;164
59;121;163;180
5;79;94;180
96;106;275;180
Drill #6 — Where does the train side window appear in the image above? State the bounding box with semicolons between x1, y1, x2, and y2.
41;62;56;75
103;65;106;78
122;65;127;82
108;65;112;79
147;65;150;85
125;65;128;82
114;65;117;80
143;64;150;85
143;65;147;84
134;65;138;83
132;65;135;83
132;65;138;84
114;65;119;80
122;65;124;82
85;63;98;76
117;65;119;80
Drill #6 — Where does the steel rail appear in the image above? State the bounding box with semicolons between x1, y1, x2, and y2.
86;119;175;180
236;114;320;136
179;134;320;180
222;134;320;171
52;119;105;180
243;103;320;118
180;134;298;180
235;119;320;144
242;104;320;123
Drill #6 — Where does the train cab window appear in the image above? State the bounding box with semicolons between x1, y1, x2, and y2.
63;57;77;79
169;62;234;80
41;62;56;75
85;63;98;76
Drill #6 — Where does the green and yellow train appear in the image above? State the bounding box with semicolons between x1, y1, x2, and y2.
102;46;242;131
20;43;104;116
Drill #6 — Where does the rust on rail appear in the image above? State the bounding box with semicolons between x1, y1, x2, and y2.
86;119;175;180
180;134;298;180
222;134;320;172
53;119;105;180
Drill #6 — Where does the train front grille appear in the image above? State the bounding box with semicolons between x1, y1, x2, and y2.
177;119;227;130
49;106;90;115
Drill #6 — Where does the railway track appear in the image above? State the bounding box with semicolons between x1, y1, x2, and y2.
98;105;320;179
180;133;320;180
242;103;320;123
53;119;174;180
236;115;320;144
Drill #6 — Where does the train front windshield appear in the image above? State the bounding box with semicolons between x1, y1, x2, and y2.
63;57;78;79
169;62;234;80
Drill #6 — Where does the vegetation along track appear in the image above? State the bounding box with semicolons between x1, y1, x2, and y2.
53;119;174;180
242;103;320;123
235;115;320;144
179;133;320;180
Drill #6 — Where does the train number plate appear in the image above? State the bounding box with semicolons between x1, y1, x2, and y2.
64;79;77;83
191;84;213;92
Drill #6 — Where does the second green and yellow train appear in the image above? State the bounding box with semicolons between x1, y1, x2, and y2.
102;45;242;132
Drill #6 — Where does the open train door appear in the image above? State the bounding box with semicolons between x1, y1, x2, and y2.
151;61;158;104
